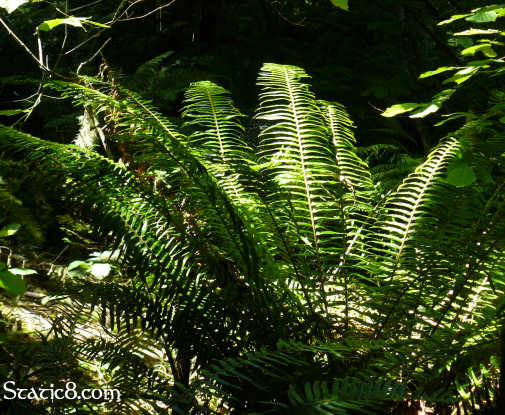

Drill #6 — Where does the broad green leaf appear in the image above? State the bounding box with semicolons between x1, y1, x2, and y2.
443;73;476;86
0;223;21;237
467;59;492;67
329;0;348;11
435;88;455;102
455;28;500;36
476;5;505;17
447;160;477;188
0;109;28;116
39;16;86;32
456;66;480;76
462;44;497;57
442;66;479;85
466;10;498;23
419;66;455;79
67;260;87;271
0;271;26;295
410;103;440;118
457;37;474;48
438;14;471;25
443;74;472;85
382;103;420;117
8;268;37;276
0;0;30;13
481;46;498;57
91;263;111;279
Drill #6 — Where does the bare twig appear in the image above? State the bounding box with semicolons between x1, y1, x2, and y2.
36;28;43;65
76;37;112;74
0;17;49;72
12;87;42;127
52;0;69;72
108;0;176;24
52;246;69;263
64;28;106;55
69;0;106;13
111;0;144;22
64;1;176;56
9;92;40;103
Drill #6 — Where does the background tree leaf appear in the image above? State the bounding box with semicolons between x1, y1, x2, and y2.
8;268;37;275
419;67;456;79
447;160;477;187
38;17;86;32
0;223;21;237
329;0;348;11
466;10;498;23
409;103;440;118
0;271;26;295
0;0;30;14
382;103;421;117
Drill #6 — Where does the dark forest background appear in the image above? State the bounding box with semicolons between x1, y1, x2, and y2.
1;0;494;153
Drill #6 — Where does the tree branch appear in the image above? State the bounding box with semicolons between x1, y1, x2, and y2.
0;16;49;73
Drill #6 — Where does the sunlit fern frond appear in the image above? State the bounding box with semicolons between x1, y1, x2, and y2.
371;137;460;281
182;81;251;166
0;125;298;372
181;80;264;217
47;79;269;286
255;63;345;285
368;132;505;373
319;101;374;208
364;138;461;338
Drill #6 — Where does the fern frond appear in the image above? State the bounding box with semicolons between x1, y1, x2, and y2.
182;81;250;166
255;63;343;284
47;79;266;286
320;101;374;207
0;125;296;365
181;80;263;211
377;137;460;278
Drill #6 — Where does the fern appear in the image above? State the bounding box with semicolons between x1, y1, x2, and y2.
256;64;343;279
1;63;505;414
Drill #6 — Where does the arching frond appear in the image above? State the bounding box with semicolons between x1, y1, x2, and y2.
255;63;343;282
181;80;262;213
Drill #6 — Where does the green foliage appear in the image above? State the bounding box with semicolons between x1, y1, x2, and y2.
0;260;26;295
447;159;477;187
0;222;33;296
38;16;109;32
0;222;20;237
383;3;505;120
329;0;349;11
1;60;505;413
0;0;31;14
